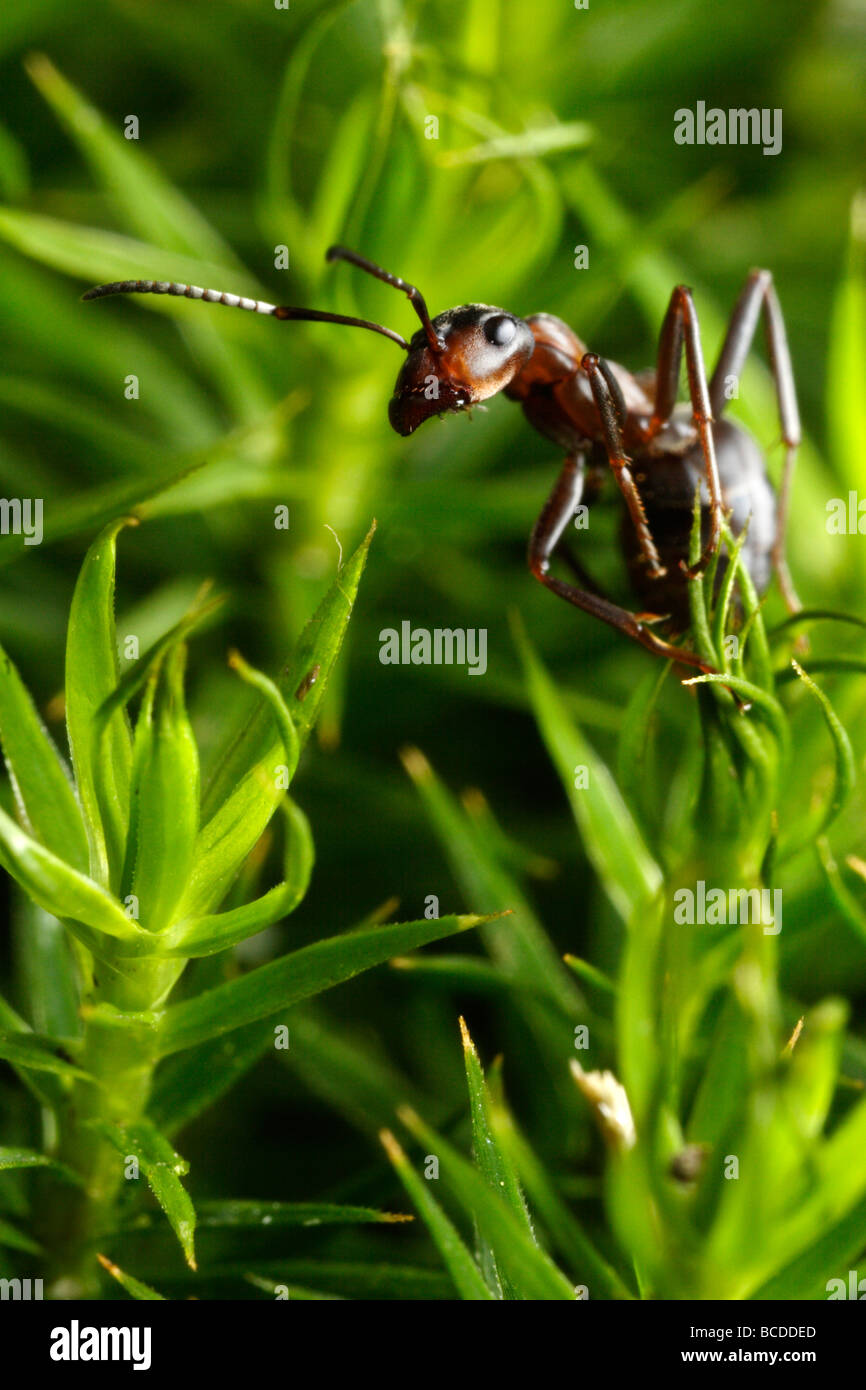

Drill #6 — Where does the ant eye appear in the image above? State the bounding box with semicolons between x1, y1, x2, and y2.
483;315;517;346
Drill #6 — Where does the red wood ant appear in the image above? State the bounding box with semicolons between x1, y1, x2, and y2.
84;246;801;675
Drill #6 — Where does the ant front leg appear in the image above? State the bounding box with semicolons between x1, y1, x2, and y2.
529;453;716;674
649;286;724;579
708;269;802;612
580;353;667;580
540;455;611;599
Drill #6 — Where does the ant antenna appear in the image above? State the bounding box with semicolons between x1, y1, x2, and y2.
81;278;411;352
326;246;444;353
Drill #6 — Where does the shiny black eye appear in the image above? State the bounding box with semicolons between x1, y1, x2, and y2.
483;315;517;346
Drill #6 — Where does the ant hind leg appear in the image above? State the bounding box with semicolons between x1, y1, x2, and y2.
529;453;716;675
709;270;802;613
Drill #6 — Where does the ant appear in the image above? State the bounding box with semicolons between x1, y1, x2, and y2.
84;246;801;676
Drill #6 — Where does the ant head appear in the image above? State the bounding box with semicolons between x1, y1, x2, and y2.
82;247;534;437
388;305;535;436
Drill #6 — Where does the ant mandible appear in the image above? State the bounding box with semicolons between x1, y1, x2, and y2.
84;246;801;677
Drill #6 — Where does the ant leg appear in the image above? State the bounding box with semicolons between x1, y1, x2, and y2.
648;286;724;579
529;454;716;673
580;353;667;580
709;270;801;612
542;454;611;598
558;547;611;600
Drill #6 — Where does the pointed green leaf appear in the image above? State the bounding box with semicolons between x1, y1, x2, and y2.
0;1217;43;1256
231;1260;451;1300
90;1119;196;1268
816;836;866;947
682;673;788;748
243;1277;342;1301
202;523;375;815
460;1017;535;1298
0;207;257;319
390;954;536;994
157;912;496;1057
686;491;720;669
0;984;67;1111
788;660;856;839
512;615;663;924
711;523;751;670
181;762;285;924
461;1018;534;1233
11;900;81;1041
487;1089;632;1299
119;670;156;899
783;999;847;1142
26;57;271;420
95;587;224;733
752;1196;866;1301
159;798;313;957
227;649;300;782
65;518;134;886
563;954;616;997
128;1200;411;1233
380;1129;494;1301
770;609;866;639
813;1087;866;1217
0;1032;93;1084
827;194;866;577
188;524;375;917
616;893;664;1124
0;804;151;944
154;907;418;1135
0;1147;82;1184
126;646;199;932
397;1106;575;1301
615;662;669;832
776;657;866;684
401;747;580;1015
27;54;235;264
400;745;585;1125
0;639;88;871
97;1253;164;1301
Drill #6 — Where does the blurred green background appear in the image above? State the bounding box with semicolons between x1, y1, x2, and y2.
1;0;865;1291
